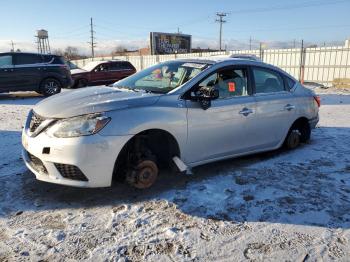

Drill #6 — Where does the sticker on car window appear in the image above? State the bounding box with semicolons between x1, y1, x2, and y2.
228;82;236;92
182;63;207;69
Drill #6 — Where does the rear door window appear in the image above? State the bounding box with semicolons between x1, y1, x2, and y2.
285;76;296;90
52;56;66;64
42;55;54;63
15;54;43;65
121;62;134;70
109;62;121;71
0;55;13;68
252;67;285;94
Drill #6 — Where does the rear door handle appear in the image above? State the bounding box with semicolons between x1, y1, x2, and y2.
239;108;253;116
284;104;295;111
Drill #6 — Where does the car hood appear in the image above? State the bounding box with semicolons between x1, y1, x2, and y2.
33;86;161;118
70;68;87;75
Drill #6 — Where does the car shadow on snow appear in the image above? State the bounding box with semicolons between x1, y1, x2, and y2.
0;92;44;105
0;89;71;105
0;127;349;229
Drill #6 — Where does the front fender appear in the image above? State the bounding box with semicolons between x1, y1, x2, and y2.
99;97;188;158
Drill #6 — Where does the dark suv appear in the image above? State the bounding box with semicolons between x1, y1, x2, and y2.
70;60;136;88
0;52;73;96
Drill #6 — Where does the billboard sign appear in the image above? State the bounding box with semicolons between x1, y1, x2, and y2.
150;32;191;55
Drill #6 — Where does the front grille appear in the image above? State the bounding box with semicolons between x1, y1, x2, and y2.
27;151;48;174
29;112;45;133
55;163;89;182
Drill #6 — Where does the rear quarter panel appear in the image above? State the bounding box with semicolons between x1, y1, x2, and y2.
292;83;319;122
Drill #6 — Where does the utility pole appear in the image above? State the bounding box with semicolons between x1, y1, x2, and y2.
259;42;265;61
88;17;96;58
10;40;15;52
215;12;227;51
249;37;252;50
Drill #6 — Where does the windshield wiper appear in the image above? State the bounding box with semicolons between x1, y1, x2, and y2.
114;86;137;92
114;86;165;94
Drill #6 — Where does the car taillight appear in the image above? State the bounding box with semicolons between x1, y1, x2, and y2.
314;95;321;107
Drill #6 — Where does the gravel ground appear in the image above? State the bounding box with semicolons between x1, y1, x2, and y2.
0;88;349;261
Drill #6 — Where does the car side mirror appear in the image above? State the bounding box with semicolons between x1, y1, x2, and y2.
191;86;219;110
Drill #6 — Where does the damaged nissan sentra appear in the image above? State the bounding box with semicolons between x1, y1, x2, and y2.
22;57;319;188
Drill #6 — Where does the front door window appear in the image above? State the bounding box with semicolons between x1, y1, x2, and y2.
198;68;249;99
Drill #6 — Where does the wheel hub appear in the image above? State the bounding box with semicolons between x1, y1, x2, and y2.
45;81;58;94
128;160;158;189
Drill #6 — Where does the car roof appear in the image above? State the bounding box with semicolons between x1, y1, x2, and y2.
84;59;131;66
179;57;289;75
0;51;61;57
175;57;272;68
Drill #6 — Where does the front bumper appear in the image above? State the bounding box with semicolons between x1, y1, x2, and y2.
22;128;132;188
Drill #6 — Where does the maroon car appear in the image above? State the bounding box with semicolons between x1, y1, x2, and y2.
70;60;136;88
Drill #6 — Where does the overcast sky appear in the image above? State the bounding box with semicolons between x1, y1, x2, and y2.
1;0;349;54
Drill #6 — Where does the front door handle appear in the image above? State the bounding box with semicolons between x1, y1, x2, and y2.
284;104;295;111
239;107;253;116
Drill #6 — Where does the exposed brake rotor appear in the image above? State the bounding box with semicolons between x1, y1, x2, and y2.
127;160;159;189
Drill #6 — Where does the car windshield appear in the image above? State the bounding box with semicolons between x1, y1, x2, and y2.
67;60;79;69
113;60;210;94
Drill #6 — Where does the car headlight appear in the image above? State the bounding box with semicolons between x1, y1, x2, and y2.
46;113;111;138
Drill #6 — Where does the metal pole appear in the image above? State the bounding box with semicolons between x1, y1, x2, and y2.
219;20;222;51
259;42;264;61
140;55;143;70
299;40;305;83
344;43;350;80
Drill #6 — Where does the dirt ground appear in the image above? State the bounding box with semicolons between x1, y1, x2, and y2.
0;88;349;261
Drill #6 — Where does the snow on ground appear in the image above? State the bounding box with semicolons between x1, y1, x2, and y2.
0;89;349;261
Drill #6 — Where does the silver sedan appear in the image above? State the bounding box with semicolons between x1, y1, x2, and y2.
22;58;319;188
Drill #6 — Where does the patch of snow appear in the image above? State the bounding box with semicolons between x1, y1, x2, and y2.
0;88;349;261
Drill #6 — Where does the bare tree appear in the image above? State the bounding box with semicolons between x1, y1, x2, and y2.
52;49;64;56
64;46;79;60
113;45;128;55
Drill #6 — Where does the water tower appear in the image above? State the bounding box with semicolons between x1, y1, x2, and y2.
36;29;51;54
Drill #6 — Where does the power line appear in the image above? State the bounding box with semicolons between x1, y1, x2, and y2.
228;24;350;33
51;31;89;40
215;12;227;51
54;25;90;37
94;24;143;38
228;0;349;14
